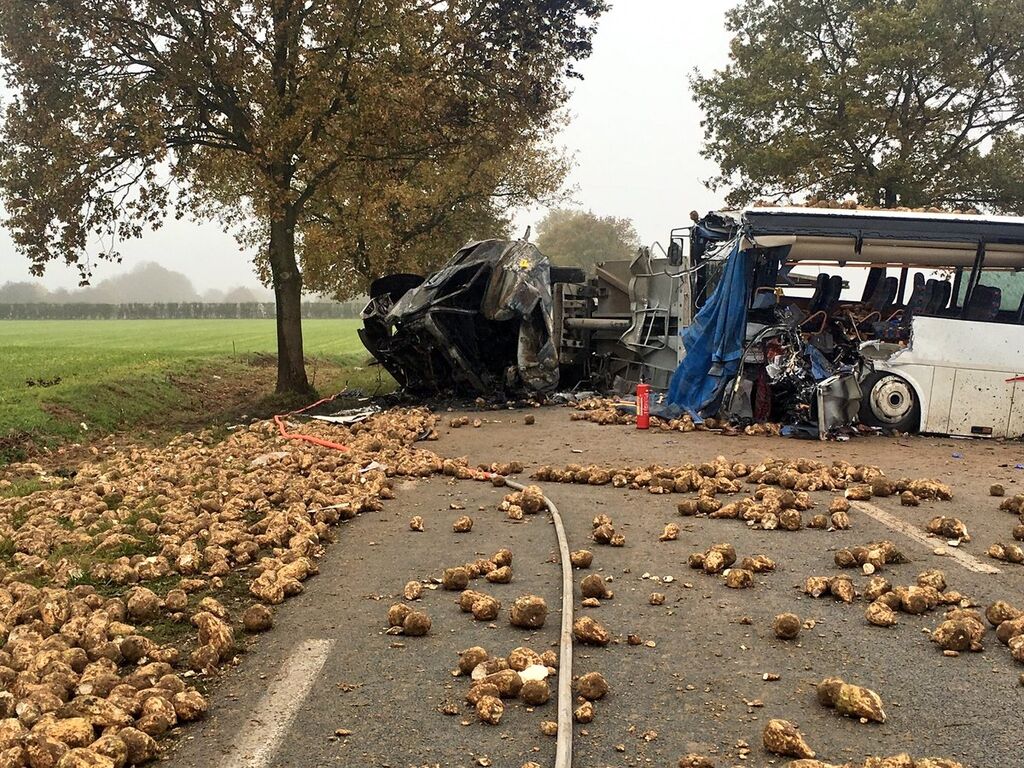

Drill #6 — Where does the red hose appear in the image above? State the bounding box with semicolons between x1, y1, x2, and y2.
273;395;350;452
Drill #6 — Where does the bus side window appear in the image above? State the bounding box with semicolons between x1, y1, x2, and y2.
961;267;1024;323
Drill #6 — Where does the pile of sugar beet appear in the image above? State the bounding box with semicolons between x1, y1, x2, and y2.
0;407;503;767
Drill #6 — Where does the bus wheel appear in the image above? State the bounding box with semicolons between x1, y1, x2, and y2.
859;372;920;432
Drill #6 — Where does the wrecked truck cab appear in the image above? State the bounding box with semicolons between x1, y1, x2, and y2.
360;239;576;396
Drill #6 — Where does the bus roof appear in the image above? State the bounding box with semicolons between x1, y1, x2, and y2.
727;207;1024;268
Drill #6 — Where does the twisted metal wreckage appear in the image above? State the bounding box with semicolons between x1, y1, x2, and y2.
361;208;1024;439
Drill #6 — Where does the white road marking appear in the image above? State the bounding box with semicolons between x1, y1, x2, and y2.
223;638;336;768
852;501;1001;575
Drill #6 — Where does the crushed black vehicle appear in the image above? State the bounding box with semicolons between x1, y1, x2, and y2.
359;239;583;396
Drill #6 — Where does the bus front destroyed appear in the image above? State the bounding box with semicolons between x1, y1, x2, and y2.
362;207;1024;439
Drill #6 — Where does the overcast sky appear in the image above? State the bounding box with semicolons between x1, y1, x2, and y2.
0;0;736;292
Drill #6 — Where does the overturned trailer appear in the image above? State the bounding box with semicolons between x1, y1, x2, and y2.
362;207;1024;438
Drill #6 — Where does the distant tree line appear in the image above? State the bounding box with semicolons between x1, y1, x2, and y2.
0;262;277;305
0;301;364;320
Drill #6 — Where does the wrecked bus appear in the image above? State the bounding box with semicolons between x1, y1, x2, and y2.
663;207;1024;438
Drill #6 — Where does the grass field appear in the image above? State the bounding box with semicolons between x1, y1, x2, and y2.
0;319;390;462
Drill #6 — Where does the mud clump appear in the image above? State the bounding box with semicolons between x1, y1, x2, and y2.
452;515;474;533
409;516;424;531
773;613;801;640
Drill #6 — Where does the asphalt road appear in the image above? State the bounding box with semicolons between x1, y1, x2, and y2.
165;408;1024;768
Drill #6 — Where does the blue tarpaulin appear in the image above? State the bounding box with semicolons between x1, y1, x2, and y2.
666;240;751;419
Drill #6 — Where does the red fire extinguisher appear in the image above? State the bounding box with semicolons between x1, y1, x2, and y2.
636;382;650;430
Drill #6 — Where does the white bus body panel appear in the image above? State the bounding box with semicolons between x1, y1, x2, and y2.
1011;383;1024;437
872;316;1024;438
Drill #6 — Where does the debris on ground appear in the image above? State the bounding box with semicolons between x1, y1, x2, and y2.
402;610;432;636
453;515;474;532
442;566;471;591
509;596;548;629
833;540;906;572
573;616;612;645
242;604;274;633
677;755;716;768
404;581;424;601
816;677;887;723
987;542;1024;564
476;695;504;724
931;609;986;653
926;516;970;541
659;523;681;541
574;700;595;723
410;516;425;531
581;574;613;600
576;671;609;700
724;568;754;589
762;718;815;758
773;613;802;640
570;550;594;568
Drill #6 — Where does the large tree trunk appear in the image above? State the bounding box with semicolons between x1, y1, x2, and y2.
268;209;312;395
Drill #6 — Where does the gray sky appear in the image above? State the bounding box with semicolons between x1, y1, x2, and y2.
0;0;736;292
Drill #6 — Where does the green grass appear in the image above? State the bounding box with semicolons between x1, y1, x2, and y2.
0;319;392;462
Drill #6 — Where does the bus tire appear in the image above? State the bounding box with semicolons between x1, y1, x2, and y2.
859;372;920;432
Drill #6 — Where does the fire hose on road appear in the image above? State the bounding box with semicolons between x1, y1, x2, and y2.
501;478;575;768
